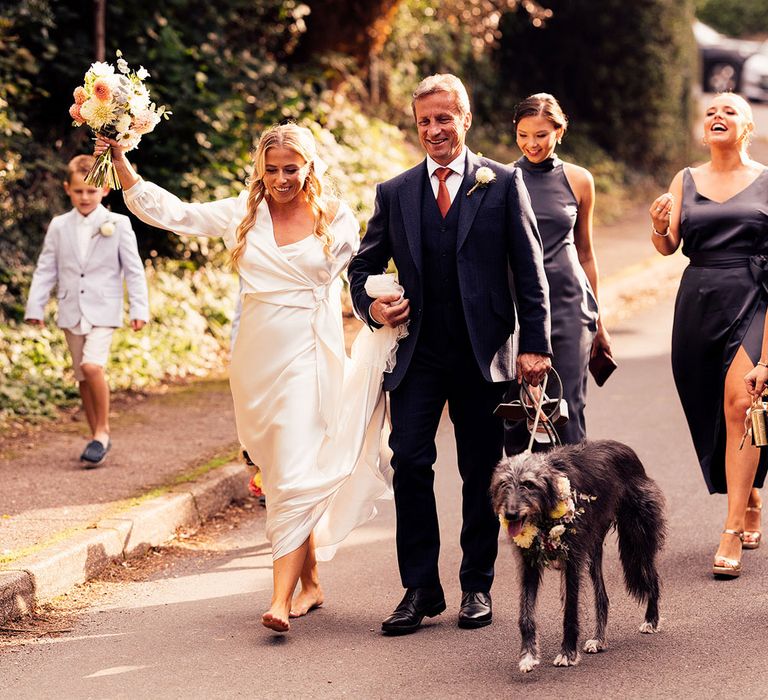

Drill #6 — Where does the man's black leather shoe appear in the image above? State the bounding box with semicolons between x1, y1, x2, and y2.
457;591;492;629
381;586;446;635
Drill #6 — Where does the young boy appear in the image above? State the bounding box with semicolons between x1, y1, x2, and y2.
24;154;149;467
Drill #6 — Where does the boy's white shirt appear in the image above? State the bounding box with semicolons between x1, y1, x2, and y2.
74;211;93;263
24;203;149;329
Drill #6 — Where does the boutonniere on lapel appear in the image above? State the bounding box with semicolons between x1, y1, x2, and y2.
467;166;496;196
93;220;116;238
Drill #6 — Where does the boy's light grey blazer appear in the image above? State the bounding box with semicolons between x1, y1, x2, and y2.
24;204;149;328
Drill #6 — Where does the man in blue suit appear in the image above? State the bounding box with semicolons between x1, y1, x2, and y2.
348;74;552;634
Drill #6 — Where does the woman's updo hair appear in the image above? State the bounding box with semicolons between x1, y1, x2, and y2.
513;93;569;135
231;123;334;270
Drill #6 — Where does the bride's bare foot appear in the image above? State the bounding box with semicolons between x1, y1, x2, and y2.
290;586;324;618
262;606;291;632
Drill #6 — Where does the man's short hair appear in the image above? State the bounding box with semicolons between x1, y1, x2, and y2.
411;74;471;117
66;154;96;182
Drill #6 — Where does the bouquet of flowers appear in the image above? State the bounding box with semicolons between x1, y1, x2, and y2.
69;50;170;189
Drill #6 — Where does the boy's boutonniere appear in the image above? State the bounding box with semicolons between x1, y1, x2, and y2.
95;220;116;238
467;166;496;196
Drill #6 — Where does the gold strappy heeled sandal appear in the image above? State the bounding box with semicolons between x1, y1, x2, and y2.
743;504;762;550
713;529;743;578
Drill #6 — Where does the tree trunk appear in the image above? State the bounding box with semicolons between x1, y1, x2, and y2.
296;0;403;72
93;0;105;61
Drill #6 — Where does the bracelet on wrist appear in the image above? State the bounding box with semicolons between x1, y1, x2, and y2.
758;361;768;368
652;226;669;237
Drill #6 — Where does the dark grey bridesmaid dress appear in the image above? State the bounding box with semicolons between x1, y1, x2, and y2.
672;167;768;494
505;155;598;451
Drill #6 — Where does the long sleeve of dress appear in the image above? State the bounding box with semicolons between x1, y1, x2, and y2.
123;178;243;246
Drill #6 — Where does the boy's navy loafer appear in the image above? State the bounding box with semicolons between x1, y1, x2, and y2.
80;439;111;468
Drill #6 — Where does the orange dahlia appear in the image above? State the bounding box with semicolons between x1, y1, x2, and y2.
68;103;85;124
92;78;112;102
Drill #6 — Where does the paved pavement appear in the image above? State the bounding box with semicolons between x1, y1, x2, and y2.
2;295;766;698
0;196;685;626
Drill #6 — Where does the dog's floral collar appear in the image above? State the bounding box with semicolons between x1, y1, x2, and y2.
467;166;496;196
499;475;595;567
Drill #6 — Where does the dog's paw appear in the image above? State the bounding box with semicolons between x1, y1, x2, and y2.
518;653;540;673
553;651;581;667
639;621;660;634
583;638;605;653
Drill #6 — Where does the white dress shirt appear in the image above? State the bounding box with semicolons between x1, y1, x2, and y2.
75;211;93;263
426;147;467;205
69;212;96;334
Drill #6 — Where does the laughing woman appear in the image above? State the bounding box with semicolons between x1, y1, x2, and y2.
650;92;767;578
95;124;391;630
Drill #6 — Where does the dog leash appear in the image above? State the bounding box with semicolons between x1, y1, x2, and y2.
519;368;564;450
524;373;549;454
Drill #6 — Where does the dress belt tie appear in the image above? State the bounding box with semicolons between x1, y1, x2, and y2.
688;252;768;295
688;252;751;268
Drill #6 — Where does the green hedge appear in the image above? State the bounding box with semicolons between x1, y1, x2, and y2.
696;0;768;37
1;261;238;424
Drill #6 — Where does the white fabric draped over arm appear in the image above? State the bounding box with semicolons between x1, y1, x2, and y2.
123;179;243;246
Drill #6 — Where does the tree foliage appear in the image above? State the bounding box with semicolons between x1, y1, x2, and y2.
1;0;698;423
0;0;416;322
495;0;696;173
695;0;768;38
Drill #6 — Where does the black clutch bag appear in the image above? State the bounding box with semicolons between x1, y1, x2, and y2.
589;346;617;387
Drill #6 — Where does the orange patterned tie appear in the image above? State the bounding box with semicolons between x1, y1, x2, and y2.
435;167;452;218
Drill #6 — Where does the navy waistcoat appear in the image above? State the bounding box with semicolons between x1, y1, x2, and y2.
418;171;470;349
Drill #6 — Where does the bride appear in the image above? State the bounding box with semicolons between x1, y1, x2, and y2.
95;124;393;632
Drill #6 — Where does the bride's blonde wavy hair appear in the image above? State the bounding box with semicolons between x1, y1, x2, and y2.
231;123;334;270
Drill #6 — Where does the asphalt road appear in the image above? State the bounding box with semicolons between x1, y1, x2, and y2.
2;297;768;699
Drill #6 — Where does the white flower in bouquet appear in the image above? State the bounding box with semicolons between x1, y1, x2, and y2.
128;86;150;114
115;113;132;135
79;98;117;130
69;49;171;190
116;131;141;151
87;61;115;79
131;108;161;135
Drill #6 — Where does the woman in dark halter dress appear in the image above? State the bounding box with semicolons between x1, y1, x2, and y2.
650;92;768;578
505;93;611;452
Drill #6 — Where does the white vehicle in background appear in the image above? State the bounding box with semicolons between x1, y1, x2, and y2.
743;50;768;102
693;20;764;96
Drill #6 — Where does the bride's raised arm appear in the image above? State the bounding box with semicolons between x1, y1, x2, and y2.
95;135;239;240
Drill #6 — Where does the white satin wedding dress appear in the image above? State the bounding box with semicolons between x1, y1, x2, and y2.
124;180;393;561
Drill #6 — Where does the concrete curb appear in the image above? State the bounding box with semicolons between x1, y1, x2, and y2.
0;463;251;625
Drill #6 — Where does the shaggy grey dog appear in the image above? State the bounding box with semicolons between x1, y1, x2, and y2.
491;440;666;674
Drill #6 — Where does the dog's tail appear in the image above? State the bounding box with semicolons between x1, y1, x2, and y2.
615;462;667;604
